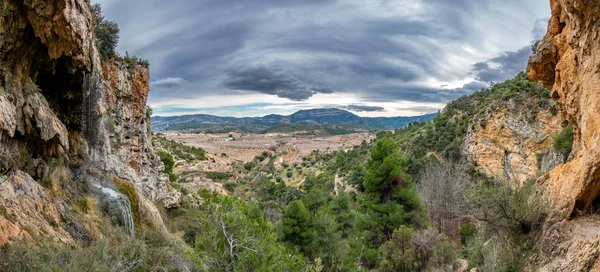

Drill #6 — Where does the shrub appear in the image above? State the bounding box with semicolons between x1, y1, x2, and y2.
157;151;177;181
0;228;196;271
531;40;541;53
224;183;238;192
553;125;574;161
464;179;547;271
205;172;230;180
379;227;457;272
459;221;477;247
244;161;255;171
467;179;546;242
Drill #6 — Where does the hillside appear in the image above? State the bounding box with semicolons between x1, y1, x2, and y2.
152;108;436;132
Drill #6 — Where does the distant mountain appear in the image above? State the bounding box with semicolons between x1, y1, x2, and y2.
152;108;437;132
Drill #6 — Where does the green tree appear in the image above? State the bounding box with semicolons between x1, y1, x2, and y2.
347;164;366;191
329;192;355;238
281;200;313;253
195;195;305;271
364;137;406;201
309;208;342;269
378;226;419;272
90;4;119;59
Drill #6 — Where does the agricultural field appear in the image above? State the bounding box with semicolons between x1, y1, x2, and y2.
163;132;374;165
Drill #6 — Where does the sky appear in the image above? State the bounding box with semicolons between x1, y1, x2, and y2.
95;0;551;117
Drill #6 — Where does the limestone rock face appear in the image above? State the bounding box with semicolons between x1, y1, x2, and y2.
0;0;177;244
0;171;73;245
462;97;563;183
528;0;600;220
98;59;181;208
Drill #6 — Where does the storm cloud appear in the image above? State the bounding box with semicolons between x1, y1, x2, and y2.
472;46;532;83
95;0;550;116
224;66;333;101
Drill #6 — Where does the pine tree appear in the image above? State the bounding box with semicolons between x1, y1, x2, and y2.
363;137;406;201
281;200;313;252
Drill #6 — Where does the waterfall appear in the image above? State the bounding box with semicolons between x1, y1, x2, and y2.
79;48;135;238
83;172;135;238
81;68;104;153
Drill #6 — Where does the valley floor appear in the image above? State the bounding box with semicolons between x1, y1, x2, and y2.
164;132;374;164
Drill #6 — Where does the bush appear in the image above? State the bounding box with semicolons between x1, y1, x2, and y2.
205;172;230;180
459;221;477;246
157;151;177;182
379;227;457;272
467;179;546;242
0;228;196;271
244;161;255;171
464;179;547;271
224;183;238;192
553;125;574;161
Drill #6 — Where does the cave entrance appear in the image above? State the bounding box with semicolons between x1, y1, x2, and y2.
35;56;85;131
588;195;600;215
570;173;600;218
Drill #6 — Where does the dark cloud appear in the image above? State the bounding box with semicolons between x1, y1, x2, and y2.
95;0;550;114
223;66;333;101
342;105;385;112
360;85;443;103
472;46;531;83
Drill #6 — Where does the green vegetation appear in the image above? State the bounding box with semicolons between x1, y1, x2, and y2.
113;178;141;227
281;200;313;253
173;191;306;271
153;135;207;162
391;72;552;175
205;171;231;180
379;226;457;272
90;4;119;60
531;40;541;53
156;151;177;181
553;125;574;161
463;180;546;271
0;228;195;271
146;72;554;271
90;4;149;66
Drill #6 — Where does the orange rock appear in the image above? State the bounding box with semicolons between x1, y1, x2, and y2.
528;0;600;219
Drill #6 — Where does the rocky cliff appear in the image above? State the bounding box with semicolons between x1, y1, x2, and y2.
527;0;600;269
0;0;178;244
528;0;600;220
462;96;563;183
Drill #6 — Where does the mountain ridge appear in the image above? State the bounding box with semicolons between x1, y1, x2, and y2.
152;108;437;131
